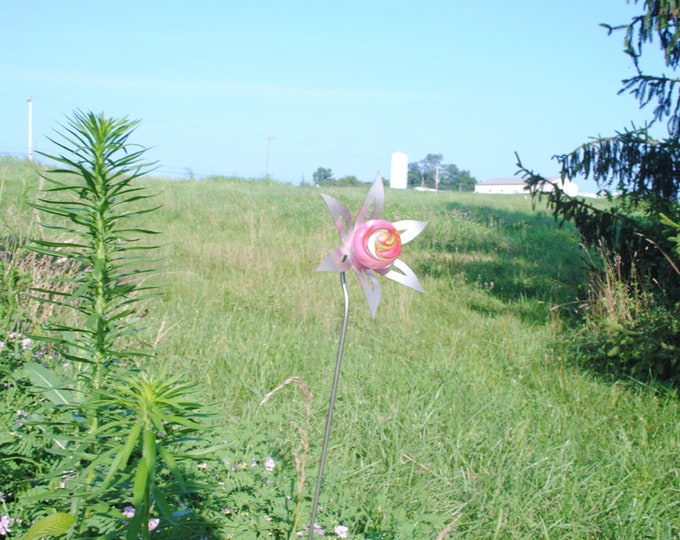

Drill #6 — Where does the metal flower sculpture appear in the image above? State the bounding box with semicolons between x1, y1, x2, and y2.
316;176;427;317
306;177;427;539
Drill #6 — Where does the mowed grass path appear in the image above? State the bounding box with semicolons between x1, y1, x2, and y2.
2;159;679;538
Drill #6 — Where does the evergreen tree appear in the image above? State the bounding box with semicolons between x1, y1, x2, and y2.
518;0;680;385
519;0;680;287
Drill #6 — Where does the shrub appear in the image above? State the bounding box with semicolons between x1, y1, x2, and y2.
570;244;680;388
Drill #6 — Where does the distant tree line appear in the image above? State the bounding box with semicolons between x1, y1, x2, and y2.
408;153;476;191
312;167;365;187
312;153;476;190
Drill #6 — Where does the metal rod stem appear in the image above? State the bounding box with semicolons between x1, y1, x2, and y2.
307;271;349;539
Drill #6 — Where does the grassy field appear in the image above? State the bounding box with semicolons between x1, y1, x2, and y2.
2;156;680;538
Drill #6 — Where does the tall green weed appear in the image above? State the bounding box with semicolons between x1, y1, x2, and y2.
0;112;219;539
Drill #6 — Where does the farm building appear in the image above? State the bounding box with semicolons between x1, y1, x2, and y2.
475;177;578;196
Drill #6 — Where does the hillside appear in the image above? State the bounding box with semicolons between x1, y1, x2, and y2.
1;156;679;538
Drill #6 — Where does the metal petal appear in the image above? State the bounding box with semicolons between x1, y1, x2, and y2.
316;248;351;273
354;176;384;228
382;258;424;293
321;193;353;240
392;220;428;245
355;268;381;318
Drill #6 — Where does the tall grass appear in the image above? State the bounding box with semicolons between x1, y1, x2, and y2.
2;158;679;538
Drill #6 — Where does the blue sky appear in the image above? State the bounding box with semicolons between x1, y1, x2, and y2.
0;1;655;191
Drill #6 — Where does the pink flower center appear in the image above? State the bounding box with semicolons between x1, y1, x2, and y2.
351;219;402;270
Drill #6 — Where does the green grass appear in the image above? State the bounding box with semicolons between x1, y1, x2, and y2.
2;157;680;538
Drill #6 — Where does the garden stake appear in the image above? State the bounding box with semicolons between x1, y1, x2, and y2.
308;270;349;540
313;177;428;536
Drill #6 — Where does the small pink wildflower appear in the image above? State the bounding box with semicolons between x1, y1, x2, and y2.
0;515;14;535
148;518;159;531
21;337;32;350
296;524;325;537
334;524;349;538
122;506;135;519
198;462;208;470
264;456;275;472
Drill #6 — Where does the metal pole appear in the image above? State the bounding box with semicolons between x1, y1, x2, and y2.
266;136;273;177
308;271;349;539
27;97;33;161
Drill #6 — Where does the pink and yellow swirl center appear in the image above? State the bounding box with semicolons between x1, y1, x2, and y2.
351;219;402;270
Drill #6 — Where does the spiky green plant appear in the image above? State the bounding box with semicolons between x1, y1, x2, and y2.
30;110;159;385
6;111;215;538
23;111;161;536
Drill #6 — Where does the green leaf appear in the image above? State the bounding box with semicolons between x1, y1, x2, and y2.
20;512;75;540
157;445;186;490
22;363;76;405
101;421;143;489
142;427;157;474
132;457;149;506
150;484;173;520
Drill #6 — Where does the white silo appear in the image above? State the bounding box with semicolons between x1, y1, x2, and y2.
390;151;408;189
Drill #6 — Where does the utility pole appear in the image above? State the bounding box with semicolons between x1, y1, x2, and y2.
27;97;33;161
435;163;440;192
265;136;273;178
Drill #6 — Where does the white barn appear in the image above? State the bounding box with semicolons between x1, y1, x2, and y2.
474;177;578;196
